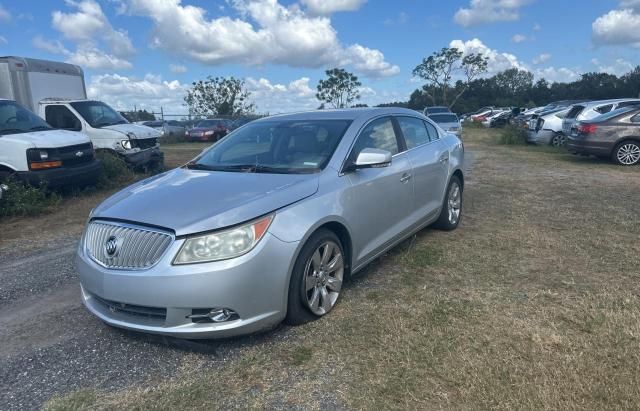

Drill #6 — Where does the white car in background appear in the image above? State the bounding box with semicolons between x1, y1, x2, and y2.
481;110;510;127
428;112;462;136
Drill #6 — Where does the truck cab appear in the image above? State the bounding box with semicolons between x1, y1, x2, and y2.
0;99;100;187
39;99;163;169
0;56;163;169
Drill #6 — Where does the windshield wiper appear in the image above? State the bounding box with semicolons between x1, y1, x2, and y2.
93;122;114;128
29;126;52;131
185;163;294;173
0;128;27;135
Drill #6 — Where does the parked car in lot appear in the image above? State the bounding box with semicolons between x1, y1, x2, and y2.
142;120;186;139
0;99;100;187
562;98;640;137
481;110;511;127
526;107;571;146
568;106;640;165
423;106;451;116
185;119;230;142
461;106;493;121
76;108;465;338
428;112;461;136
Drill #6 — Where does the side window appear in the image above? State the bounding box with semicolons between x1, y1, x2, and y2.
595;104;613;114
397;116;429;149
45;105;81;131
618;101;638;108
631;114;640;123
423;120;440;142
351;117;399;158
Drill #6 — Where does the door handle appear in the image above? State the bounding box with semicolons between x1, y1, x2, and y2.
439;154;449;163
400;173;412;183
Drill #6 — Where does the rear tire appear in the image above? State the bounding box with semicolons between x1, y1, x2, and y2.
285;229;345;326
612;140;640;166
550;133;567;147
433;176;463;231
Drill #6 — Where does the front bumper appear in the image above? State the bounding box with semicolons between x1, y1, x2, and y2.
567;137;611;157
16;159;101;188
76;231;299;339
122;147;164;167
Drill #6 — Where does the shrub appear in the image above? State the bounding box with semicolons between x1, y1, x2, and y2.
95;150;136;189
0;178;60;218
497;125;527;145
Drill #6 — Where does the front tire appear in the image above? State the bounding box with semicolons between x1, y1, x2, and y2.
285;229;345;326
434;175;463;231
612;140;640;166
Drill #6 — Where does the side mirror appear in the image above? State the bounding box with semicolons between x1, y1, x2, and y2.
350;148;392;170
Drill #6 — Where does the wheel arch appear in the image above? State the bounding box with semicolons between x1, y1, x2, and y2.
452;168;464;191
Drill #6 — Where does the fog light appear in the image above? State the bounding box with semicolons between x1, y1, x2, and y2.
187;308;238;323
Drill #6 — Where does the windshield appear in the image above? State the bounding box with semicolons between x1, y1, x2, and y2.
0;101;52;135
70;101;128;128
189;119;352;174
429;114;458;123
196;120;222;128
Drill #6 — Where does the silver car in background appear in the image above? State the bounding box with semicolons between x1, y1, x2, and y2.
526;107;570;146
562;99;640;136
428;112;461;136
76;108;465;339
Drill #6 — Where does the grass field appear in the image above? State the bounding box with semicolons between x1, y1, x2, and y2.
8;128;640;409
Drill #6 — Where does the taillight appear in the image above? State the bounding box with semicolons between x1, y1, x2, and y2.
578;123;598;134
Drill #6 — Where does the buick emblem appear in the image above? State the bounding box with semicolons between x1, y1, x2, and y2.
75;151;84;157
105;235;118;257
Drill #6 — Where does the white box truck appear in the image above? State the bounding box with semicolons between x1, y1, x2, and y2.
0;98;101;187
0;56;163;169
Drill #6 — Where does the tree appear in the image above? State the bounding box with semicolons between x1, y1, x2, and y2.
120;109;155;122
494;68;533;97
316;68;362;109
412;47;488;109
184;76;254;117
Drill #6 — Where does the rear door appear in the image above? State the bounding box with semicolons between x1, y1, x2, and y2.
342;116;415;263
396;116;449;223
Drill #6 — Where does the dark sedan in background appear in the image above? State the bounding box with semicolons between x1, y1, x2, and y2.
568;106;640;165
186;119;230;142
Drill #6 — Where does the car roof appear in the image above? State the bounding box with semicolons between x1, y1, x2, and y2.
572;98;640;108
258;107;426;122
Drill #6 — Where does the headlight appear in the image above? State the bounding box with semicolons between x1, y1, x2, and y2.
204;130;214;136
173;214;274;264
121;140;133;150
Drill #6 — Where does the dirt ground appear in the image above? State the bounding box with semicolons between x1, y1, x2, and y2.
2;131;639;410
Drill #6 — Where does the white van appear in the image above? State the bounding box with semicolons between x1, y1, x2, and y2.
0;99;100;187
0;56;163;168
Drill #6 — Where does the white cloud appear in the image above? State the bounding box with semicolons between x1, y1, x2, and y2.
591;57;634;75
87;73;187;114
0;4;11;22
592;8;640;47
511;34;527;43
384;11;408;26
454;0;533;27
533;22;541;31
534;66;580;83
245;76;318;113
169;64;188;74
300;0;367;15
0;35;7;45
119;0;397;77
46;0;135;70
533;53;551;64
450;38;528;75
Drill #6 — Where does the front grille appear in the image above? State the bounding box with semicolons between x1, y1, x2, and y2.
134;138;157;150
85;221;173;270
58;143;92;155
93;295;167;320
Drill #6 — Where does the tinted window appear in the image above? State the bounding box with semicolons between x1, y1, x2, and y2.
595;104;613;114
397;117;429;149
566;106;584;119
45;105;81;131
351;117;399;157
617;101;640;108
424;121;439;141
631;114;640;123
425;107;450;115
429;114;459;123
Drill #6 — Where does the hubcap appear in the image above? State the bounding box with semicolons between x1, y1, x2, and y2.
447;182;461;225
617;143;640;165
552;134;566;147
304;241;344;316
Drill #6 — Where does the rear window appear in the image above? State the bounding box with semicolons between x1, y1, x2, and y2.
425;107;450;114
595;104;613;114
566;106;584;119
429;114;458;123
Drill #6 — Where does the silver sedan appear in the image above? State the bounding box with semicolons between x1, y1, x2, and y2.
76;108;465;339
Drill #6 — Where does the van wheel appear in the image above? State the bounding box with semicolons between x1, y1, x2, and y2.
433;176;463;231
612;141;640;165
285;229;345;326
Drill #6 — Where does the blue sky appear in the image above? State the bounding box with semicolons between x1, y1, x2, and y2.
1;0;639;114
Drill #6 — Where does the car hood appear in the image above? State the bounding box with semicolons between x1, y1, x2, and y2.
93;168;320;236
102;124;161;139
1;129;89;148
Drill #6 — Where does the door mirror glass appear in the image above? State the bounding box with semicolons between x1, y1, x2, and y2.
353;148;392;169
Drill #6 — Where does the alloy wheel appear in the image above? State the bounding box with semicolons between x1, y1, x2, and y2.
551;133;567;147
617;143;640;165
304;241;344;316
447;182;462;225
